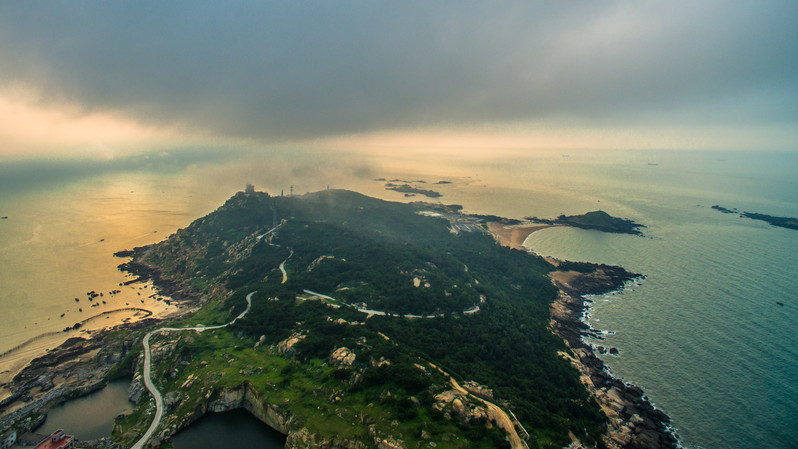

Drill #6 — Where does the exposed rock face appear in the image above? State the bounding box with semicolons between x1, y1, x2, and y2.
275;331;306;354
128;373;145;404
326;317;362;326
370;357;390;368
169;382;370;449
116;246;205;304
460;381;494;400
254;335;267;349
329;347;356;367
433;389;489;423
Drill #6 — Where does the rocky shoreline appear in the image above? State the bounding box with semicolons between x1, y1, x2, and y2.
0;247;207;446
2;225;681;449
549;264;680;449
115;246;204;305
0;319;157;446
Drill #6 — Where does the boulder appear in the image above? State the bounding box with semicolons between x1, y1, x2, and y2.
330;347;356;367
275;331;306;354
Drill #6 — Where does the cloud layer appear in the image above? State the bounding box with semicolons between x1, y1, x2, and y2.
1;1;796;148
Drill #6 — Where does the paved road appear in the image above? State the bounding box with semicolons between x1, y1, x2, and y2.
279;250;293;284
449;377;527;449
426;363;527;449
130;225;483;447
130;291;255;449
302;289;483;319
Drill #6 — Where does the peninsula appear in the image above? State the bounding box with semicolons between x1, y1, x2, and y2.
0;188;675;449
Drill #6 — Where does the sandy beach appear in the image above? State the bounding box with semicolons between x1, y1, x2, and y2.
487;222;557;250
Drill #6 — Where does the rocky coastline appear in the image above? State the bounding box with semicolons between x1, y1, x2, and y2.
0;319;158;446
2;215;682;449
115;246;204;304
0;247;206;446
549;264;680;449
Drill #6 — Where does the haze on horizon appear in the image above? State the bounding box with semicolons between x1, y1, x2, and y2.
0;1;796;160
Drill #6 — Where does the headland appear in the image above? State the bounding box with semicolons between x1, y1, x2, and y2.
1;188;678;449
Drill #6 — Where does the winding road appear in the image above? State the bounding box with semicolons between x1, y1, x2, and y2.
279;249;293;284
130;291;256;449
129;230;485;447
301;289;484;319
131;238;294;448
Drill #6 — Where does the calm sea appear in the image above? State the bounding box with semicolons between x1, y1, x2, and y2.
520;151;798;449
0;149;795;448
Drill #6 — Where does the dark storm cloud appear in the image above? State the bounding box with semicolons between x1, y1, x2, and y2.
0;1;796;140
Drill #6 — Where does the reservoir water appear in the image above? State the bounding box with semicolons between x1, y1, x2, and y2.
171;410;286;449
38;379;132;440
1;148;796;448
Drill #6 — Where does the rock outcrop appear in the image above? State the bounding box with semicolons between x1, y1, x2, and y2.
127;373;145;404
433;389;490;423
329;347;356;367
275;331;306;354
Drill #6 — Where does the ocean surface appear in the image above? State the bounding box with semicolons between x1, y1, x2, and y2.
0;149;795;448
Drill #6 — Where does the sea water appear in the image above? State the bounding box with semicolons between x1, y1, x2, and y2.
519;151;798;449
0;149;795;449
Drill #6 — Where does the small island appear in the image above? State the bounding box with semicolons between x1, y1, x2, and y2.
712;205;798;231
384;182;442;198
527;210;645;235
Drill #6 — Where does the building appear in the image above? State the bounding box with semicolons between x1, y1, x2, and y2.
35;430;73;449
245;183;255;194
0;430;16;449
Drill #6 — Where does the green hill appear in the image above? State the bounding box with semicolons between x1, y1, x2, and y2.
117;188;609;448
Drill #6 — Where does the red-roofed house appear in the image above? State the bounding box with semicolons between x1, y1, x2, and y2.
35;430;73;449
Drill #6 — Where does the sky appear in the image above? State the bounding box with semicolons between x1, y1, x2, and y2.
0;1;796;158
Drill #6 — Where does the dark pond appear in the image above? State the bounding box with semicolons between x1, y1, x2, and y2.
172;409;286;449
39;379;133;440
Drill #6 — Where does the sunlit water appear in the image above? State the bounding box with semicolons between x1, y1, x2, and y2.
1;149;796;448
